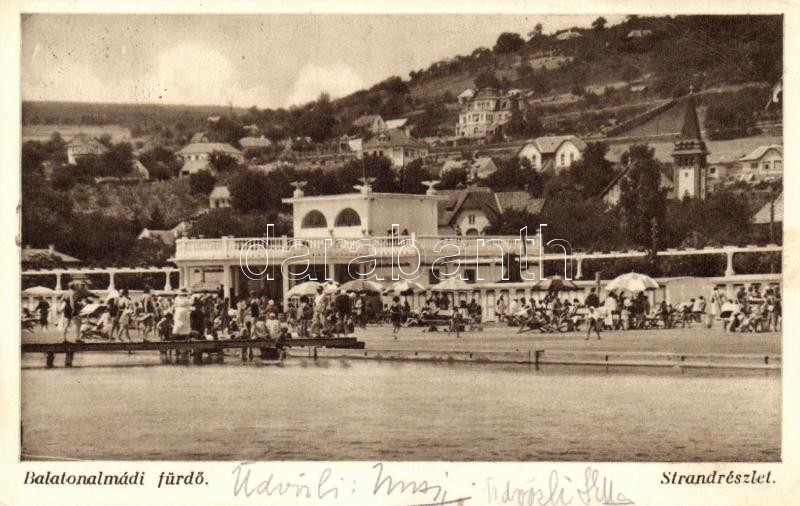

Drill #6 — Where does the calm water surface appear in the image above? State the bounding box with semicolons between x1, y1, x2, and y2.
21;353;780;461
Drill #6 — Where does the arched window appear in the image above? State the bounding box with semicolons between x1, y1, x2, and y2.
334;208;361;227
301;210;327;229
465;228;480;236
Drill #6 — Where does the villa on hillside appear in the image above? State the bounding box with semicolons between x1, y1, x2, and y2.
362;129;429;168
176;142;243;176
517;135;587;173
738;145;783;181
352;114;386;134
455;87;526;139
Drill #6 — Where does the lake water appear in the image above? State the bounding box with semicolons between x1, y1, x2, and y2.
21;354;780;461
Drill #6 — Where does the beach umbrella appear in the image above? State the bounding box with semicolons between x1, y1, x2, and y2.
22;285;56;296
287;281;320;297
191;281;220;293
432;277;472;292
533;275;578;292
384;280;426;296
339;279;383;293
605;272;659;292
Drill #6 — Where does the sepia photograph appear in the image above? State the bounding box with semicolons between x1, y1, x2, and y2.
15;7;784;470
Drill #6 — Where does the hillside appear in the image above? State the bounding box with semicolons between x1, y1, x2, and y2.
69;178;207;227
20;15;781;144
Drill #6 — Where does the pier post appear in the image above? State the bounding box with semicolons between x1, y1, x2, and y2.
65;351;74;367
163;269;172;291
107;271;116;292
46;353;55;368
54;272;62;291
575;256;584;280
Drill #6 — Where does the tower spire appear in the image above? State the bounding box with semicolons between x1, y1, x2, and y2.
679;92;702;140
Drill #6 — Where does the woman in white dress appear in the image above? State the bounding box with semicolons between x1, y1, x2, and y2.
171;290;192;339
603;292;618;329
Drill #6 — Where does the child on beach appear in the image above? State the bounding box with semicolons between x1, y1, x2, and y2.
586;306;602;340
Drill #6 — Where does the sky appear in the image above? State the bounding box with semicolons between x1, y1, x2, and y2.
21;14;624;109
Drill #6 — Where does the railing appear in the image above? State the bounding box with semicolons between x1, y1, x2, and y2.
175;235;533;262
175;235;781;272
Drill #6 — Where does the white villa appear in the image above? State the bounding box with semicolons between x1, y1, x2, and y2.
738;145;783;181
456;87;526;139
362;129;429;168
517;135;587;173
176;142;243;176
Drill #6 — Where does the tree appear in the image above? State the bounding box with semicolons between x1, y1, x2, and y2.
413;102;450;138
138;146;180;180
207;115;246;144
191;208;291;238
438;166;469;190
592;16;607;30
503;106;529;139
102;142;136;177
474;71;501;89
484;208;540;235
482;157;547;196
705;93;759;140
124;237;173;267
59;212;139;265
494;32;525;54
228;169;272;211
568;142;615;198
374;76;409;95
336;155;399;193
298;92;338;143
540;198;624;251
189;170;217;196
527;23;544;40
22;141;50;174
209;151;241;172
398;159;431;194
21;166;73;252
148;205;166;229
618;145;667;267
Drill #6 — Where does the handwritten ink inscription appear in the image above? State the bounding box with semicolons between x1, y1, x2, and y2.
486;467;634;506
231;462;632;505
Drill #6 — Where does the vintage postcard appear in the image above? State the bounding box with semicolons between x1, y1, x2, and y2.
1;0;797;505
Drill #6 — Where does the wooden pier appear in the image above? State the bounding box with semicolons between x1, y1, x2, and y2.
21;337;365;368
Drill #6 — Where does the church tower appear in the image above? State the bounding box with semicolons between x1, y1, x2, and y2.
671;89;708;199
